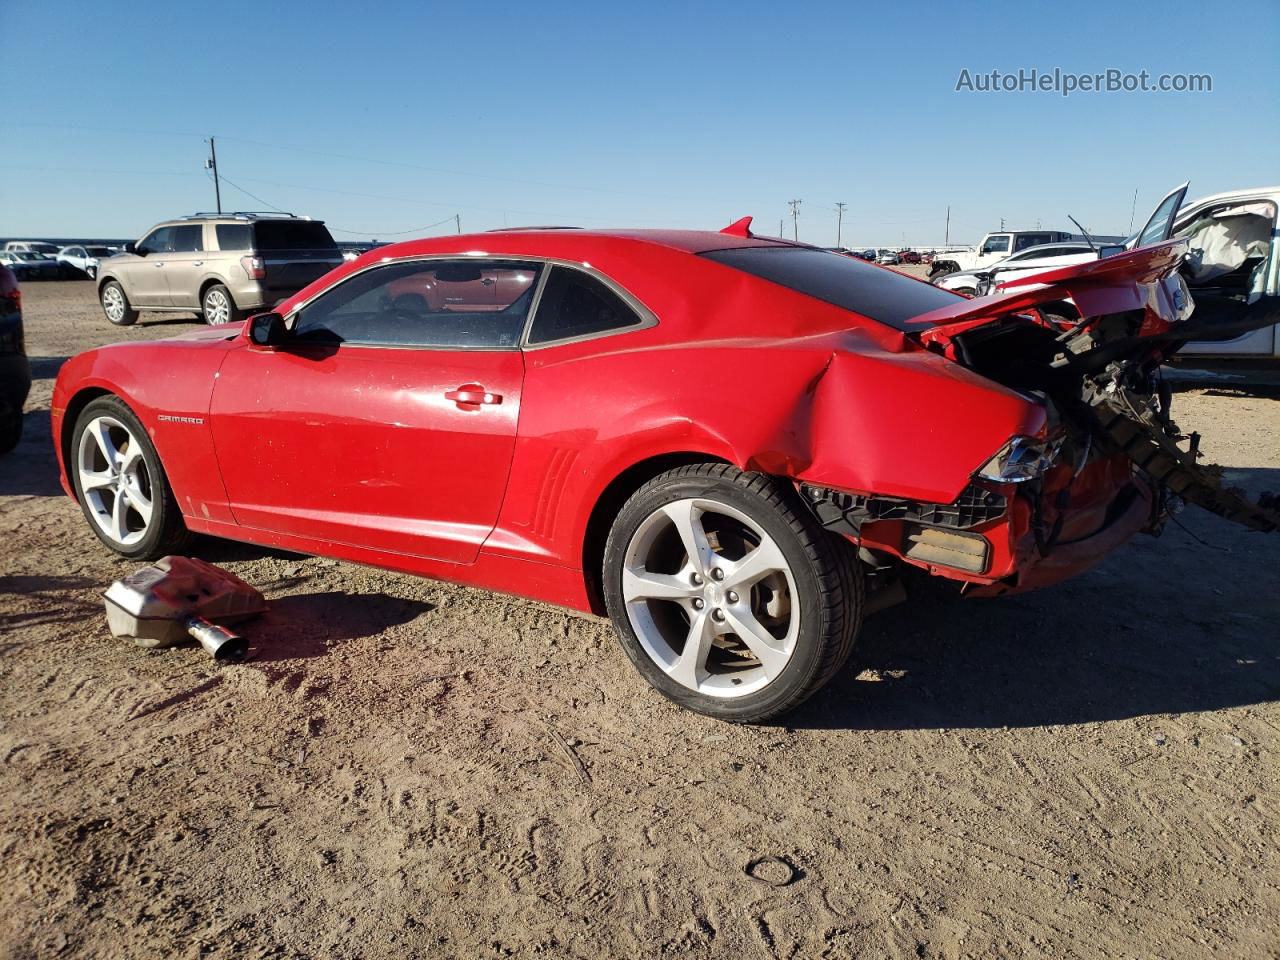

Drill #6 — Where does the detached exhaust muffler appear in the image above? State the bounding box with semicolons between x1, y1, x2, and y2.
104;556;267;661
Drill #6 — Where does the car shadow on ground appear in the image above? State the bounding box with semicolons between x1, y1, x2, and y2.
790;504;1280;732
28;356;69;380
242;590;434;663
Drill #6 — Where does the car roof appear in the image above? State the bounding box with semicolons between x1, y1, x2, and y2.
365;227;799;260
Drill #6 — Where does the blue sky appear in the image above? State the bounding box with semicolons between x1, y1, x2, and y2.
3;0;1277;246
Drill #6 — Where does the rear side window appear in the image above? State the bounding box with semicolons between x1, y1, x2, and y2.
526;266;644;344
216;224;252;251
172;225;203;252
252;220;338;252
701;246;960;331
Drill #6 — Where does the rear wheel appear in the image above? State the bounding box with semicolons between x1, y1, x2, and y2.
201;284;243;325
603;463;862;722
71;396;190;559
100;281;137;326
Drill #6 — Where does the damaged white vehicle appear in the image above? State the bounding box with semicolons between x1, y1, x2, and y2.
934;184;1280;360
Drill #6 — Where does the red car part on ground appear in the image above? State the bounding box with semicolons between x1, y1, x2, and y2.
50;224;1277;720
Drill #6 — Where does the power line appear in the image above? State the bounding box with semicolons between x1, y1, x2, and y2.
215;173;457;237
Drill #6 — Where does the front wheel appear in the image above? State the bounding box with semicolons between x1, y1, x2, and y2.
71;395;190;559
603;463;862;722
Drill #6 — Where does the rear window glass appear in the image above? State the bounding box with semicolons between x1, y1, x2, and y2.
252;220;338;252
216;224;252;250
527;266;644;344
701;246;960;331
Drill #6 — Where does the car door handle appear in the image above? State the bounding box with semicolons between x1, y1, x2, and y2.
480;277;495;286
445;385;502;406
192;261;203;267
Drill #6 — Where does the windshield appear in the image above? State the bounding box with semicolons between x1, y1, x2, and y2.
252;220;338;252
701;246;961;331
1132;182;1189;248
85;247;114;256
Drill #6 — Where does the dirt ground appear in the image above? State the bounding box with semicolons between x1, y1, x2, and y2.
1;279;1277;960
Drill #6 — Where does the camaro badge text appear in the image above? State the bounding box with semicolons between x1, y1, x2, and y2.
157;415;205;425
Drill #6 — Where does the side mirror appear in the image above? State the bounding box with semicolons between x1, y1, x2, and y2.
124;242;138;255
248;312;289;346
1098;244;1126;258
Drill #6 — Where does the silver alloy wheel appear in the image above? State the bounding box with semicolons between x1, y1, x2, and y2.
621;497;800;698
102;285;126;322
203;288;230;324
77;415;154;547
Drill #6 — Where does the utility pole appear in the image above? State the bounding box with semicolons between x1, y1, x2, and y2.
205;137;222;214
999;216;1005;231
779;218;785;239
788;199;801;241
944;205;950;246
835;202;846;248
455;214;461;234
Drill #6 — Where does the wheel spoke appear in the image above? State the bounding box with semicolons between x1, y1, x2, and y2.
723;607;791;681
89;419;119;465
662;500;716;575
110;487;130;541
668;608;716;688
118;442;144;472
78;468;114;492
622;566;698;603
723;538;788;591
124;484;153;526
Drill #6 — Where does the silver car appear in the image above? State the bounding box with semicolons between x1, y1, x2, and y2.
96;212;343;326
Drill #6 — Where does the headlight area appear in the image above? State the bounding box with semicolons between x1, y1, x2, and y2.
976;434;1065;484
800;482;1007;576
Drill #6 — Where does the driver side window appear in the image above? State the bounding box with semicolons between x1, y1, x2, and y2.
981;235;1011;255
292;259;543;349
140;227;175;255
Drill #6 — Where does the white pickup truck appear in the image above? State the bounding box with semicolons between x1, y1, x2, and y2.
929;229;1125;277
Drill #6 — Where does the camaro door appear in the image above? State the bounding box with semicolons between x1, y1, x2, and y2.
208;258;543;564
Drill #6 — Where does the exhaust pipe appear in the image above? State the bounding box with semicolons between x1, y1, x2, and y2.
185;616;249;662
104;556;266;661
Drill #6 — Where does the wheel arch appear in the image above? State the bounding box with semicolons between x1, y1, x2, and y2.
59;386;116;495
580;450;732;615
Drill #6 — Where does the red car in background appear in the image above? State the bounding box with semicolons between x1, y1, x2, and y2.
51;219;1277;721
899;250;922;264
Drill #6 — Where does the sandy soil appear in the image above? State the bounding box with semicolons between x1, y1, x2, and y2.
1;281;1277;960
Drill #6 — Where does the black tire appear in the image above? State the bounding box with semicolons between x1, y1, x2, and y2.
0;410;21;454
201;284;244;325
71;395;190;560
603;463;863;723
100;280;138;326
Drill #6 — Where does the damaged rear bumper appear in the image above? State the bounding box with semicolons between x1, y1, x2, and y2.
801;460;1158;597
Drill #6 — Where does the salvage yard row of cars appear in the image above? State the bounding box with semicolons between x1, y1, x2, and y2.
1;239;119;280
29;177;1279;721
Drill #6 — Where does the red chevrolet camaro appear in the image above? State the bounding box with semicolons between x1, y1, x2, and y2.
52;218;1277;721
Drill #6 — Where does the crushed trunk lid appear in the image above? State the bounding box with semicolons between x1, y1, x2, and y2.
906;240;1280;533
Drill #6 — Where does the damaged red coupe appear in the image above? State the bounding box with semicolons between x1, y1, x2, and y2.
52;218;1278;721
